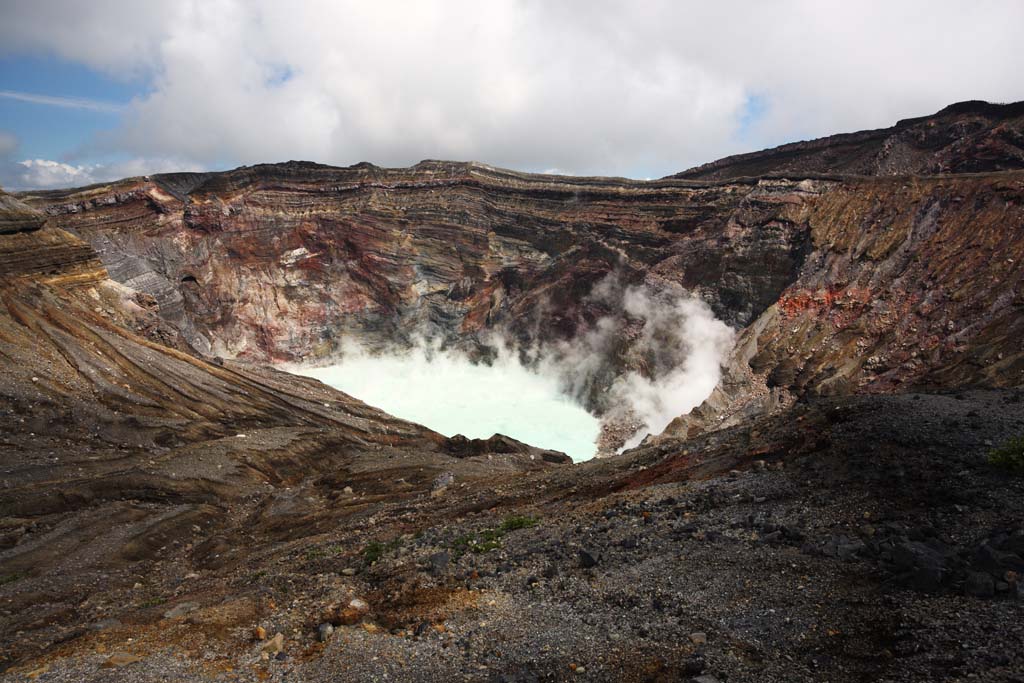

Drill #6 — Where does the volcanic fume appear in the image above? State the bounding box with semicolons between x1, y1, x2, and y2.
292;276;735;461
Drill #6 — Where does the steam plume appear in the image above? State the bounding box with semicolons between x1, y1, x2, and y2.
535;274;735;449
296;274;734;458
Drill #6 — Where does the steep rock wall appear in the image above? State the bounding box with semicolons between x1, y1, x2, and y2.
19;163;812;375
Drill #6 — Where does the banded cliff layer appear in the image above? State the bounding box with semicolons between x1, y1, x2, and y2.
18;162;809;364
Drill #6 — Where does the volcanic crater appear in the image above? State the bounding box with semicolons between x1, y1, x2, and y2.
0;100;1023;682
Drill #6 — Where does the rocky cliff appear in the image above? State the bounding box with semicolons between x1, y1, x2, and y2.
0;189;568;670
664;172;1024;439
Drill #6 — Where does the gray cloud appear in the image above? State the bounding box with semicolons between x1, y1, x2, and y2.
1;0;1022;180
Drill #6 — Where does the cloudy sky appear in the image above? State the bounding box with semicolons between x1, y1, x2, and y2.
0;0;1022;189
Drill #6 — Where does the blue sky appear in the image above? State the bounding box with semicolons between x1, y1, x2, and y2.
1;1;1022;189
0;55;135;161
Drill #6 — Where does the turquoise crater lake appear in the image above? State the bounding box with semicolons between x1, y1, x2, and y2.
296;348;600;462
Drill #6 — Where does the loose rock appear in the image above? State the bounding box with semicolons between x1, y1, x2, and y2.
261;633;284;654
578;549;599;569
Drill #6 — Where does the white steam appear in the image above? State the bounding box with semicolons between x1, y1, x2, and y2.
609;291;735;449
536;276;735;450
294;276;734;460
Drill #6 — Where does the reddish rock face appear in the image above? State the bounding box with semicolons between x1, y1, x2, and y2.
664;173;1024;440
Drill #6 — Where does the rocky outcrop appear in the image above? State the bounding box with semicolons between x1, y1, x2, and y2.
445;432;572;463
0;191;46;235
673;100;1024;180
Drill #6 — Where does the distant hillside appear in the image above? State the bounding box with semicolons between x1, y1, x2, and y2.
671;100;1024;180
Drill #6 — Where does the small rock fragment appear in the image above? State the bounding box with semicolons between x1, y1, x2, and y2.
689;632;708;645
102;653;143;667
163;601;199;619
431;472;454;495
578;549;599;569
261;632;285;654
429;551;450;576
317;623;335;642
254;625;267;641
683;655;705;675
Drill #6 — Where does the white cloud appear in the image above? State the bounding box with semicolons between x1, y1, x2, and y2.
15;159;99;188
1;0;1022;180
0;157;204;190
